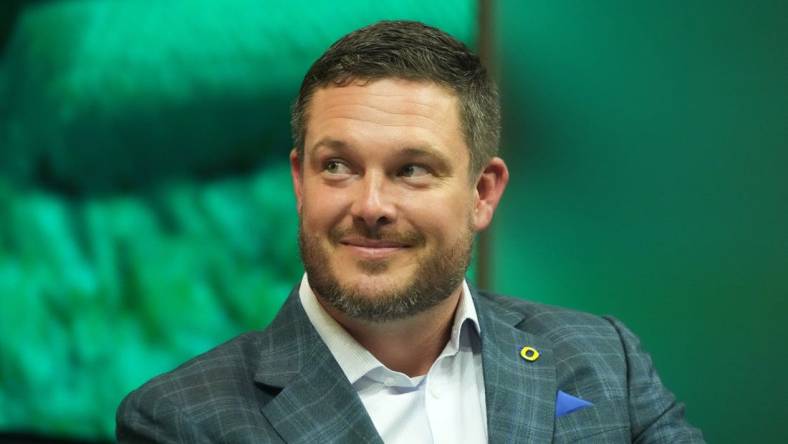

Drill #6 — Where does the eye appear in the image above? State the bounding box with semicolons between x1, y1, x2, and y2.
399;164;430;178
323;159;352;175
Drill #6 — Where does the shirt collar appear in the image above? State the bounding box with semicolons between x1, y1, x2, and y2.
298;273;481;384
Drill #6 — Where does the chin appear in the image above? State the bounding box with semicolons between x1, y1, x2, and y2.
339;268;408;295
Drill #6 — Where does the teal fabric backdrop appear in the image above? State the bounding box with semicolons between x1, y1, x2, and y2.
0;1;475;440
492;1;787;443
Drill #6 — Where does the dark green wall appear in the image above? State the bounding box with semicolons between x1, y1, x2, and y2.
493;1;787;443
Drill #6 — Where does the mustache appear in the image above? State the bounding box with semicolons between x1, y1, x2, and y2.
329;223;425;246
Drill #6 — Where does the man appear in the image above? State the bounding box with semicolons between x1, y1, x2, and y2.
117;21;704;443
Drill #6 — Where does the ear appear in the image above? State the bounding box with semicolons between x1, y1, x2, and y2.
289;148;303;215
472;156;509;231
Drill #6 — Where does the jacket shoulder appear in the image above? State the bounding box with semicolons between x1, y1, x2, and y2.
476;290;620;343
116;331;280;442
125;330;266;401
119;292;307;413
476;290;705;443
476;290;630;396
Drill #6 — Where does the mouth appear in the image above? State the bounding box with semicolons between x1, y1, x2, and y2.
339;238;410;259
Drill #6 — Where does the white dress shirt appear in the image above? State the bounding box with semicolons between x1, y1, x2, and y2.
299;274;488;443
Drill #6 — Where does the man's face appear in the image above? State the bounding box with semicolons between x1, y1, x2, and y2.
291;78;484;322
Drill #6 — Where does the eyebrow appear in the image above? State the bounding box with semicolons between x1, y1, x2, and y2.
311;137;350;154
311;137;453;168
399;147;453;171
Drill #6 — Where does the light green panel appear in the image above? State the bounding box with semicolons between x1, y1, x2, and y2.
0;0;475;192
493;1;787;443
0;0;477;440
0;165;300;438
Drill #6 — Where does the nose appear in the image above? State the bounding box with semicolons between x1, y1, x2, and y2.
350;172;397;229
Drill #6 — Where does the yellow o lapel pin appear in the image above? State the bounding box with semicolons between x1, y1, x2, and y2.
520;346;539;362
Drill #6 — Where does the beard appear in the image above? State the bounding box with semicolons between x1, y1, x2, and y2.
298;219;474;322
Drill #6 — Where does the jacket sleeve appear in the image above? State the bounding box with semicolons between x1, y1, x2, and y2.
604;316;706;444
116;388;207;444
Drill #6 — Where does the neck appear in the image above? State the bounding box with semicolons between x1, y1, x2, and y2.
317;287;463;377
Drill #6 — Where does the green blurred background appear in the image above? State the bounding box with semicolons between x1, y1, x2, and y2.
0;0;784;442
493;1;786;443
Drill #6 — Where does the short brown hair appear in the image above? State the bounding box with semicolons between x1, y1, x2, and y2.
290;20;500;174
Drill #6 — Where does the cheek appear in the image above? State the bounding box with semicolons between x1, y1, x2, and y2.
404;191;474;236
300;186;350;230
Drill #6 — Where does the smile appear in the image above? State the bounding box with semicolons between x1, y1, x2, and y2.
339;238;410;259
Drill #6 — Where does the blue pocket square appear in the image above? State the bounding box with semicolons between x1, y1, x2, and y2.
555;390;593;417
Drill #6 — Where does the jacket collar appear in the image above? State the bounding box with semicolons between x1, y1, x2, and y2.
254;287;382;443
471;287;557;443
254;285;556;443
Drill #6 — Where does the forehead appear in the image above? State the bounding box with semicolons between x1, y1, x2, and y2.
304;78;467;159
311;77;457;112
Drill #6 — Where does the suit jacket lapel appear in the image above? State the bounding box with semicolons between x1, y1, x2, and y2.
473;290;557;443
253;286;557;443
254;289;382;443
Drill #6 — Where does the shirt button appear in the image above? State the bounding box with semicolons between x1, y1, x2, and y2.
430;386;441;398
384;377;395;387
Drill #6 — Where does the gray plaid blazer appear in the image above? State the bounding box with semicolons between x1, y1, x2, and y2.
116;287;704;443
